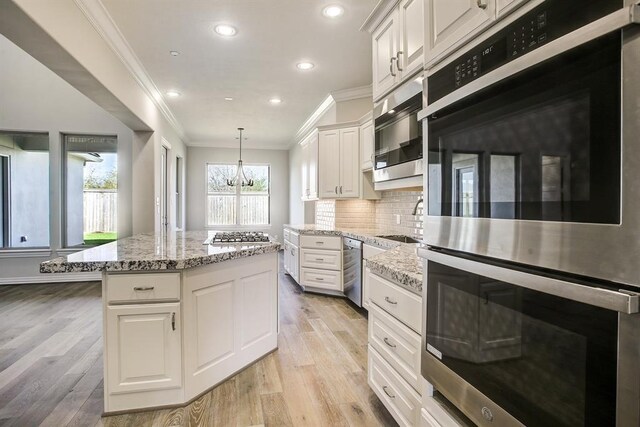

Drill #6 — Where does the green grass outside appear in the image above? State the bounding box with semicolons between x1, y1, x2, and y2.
84;232;117;245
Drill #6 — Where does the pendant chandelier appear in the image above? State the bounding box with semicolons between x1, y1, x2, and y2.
226;127;254;187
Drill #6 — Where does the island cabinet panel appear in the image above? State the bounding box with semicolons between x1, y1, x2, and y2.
105;303;182;398
183;253;278;400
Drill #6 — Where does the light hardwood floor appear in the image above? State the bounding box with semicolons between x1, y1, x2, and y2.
0;255;398;427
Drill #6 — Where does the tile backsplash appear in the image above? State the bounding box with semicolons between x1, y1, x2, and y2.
314;190;423;238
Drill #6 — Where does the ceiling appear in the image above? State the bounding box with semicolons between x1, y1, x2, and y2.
101;0;376;149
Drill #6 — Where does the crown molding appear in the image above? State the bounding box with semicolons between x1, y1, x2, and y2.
360;0;400;33
293;94;335;144
73;0;187;142
330;84;373;102
187;141;291;151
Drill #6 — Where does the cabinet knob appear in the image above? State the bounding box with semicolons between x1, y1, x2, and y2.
335;185;338;194
477;0;488;9
382;385;396;399
384;296;398;305
390;57;397;77
171;312;176;331
339;185;343;194
383;337;397;348
396;51;404;72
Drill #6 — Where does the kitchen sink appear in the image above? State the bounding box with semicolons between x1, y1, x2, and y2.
376;235;421;244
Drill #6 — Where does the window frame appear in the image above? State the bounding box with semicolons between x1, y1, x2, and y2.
205;162;271;229
61;133;118;248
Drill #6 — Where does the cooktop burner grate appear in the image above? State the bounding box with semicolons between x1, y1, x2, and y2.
207;231;270;244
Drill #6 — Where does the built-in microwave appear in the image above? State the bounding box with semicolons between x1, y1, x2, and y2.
372;77;424;184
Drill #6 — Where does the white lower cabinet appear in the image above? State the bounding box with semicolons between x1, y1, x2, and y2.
106;303;182;395
421;408;441;427
369;345;422;427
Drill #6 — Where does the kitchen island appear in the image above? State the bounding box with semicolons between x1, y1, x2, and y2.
41;231;281;414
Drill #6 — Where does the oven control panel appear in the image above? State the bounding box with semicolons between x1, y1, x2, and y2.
428;0;619;105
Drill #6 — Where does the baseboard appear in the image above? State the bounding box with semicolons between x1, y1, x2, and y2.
0;272;101;285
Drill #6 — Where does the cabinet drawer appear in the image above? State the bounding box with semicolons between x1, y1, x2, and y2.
300;248;341;270
289;230;300;246
369;345;421;427
368;272;422;334
106;273;180;304
300;267;342;292
369;303;422;392
300;234;341;250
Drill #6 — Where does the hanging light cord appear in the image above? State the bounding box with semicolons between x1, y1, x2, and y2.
227;127;254;187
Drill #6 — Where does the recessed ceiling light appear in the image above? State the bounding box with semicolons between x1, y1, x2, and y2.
322;5;344;18
296;62;315;70
214;24;237;37
269;98;282;105
169;50;180;56
224;97;233;101
166;90;181;98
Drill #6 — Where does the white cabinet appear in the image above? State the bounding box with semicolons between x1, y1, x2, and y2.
319;126;360;199
360;119;374;171
301;131;318;200
373;9;401;100
425;0;529;67
298;234;343;295
106;303;182;395
399;0;425;77
284;232;300;283
369;0;425;100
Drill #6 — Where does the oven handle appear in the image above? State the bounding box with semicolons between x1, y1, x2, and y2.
424;249;640;314
418;2;640;121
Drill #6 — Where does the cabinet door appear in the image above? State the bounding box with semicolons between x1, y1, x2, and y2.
292;244;300;283
106;303;182;394
301;142;309;200
425;0;494;65
339;127;360;198
399;0;425;78
284;241;290;274
372;9;400;100
318;130;341;198
308;133;319;199
360;120;374;171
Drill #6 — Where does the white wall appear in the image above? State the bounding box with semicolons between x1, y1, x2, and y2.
186;147;289;242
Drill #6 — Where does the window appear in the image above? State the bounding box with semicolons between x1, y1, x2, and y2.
63;135;117;246
0;131;50;249
176;156;183;230
206;163;270;227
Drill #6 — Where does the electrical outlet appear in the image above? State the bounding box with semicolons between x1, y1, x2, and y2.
395;214;401;225
20;236;27;242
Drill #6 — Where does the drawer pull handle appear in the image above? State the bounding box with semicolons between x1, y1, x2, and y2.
383;337;396;348
315;277;325;281
315;258;325;261
316;241;324;245
133;286;154;291
382;385;396;399
171;312;176;331
384;296;398;305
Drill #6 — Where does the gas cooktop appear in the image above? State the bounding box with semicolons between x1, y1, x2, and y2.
206;231;270;245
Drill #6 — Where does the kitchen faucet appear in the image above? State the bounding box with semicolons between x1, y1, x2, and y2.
412;198;424;215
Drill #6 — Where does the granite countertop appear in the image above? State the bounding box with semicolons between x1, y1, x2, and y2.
40;231;281;273
284;224;423;294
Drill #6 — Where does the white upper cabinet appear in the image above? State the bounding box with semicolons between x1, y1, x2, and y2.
372;10;401;101
425;0;530;68
301;132;318;201
425;0;494;67
339;127;360;198
368;0;425;101
399;0;425;78
360;119;374;171
318;129;342;198
319;126;360;199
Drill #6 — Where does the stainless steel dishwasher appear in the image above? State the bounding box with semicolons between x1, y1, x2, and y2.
343;237;362;307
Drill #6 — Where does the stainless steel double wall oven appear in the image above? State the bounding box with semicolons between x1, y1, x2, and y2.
419;0;640;426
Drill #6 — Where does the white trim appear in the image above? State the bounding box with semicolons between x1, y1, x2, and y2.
294;95;336;143
0;272;101;285
0;249;52;259
73;0;187;142
330;85;373;102
360;0;400;33
316;120;362;132
187;141;292;150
